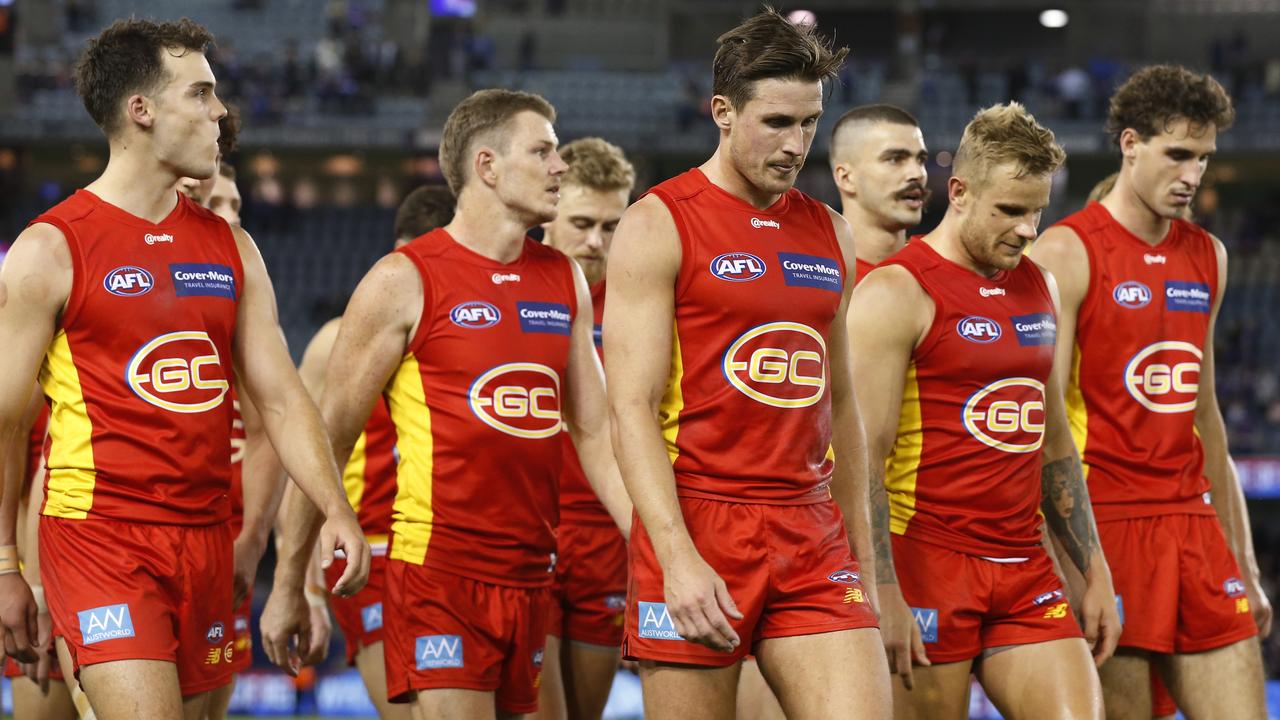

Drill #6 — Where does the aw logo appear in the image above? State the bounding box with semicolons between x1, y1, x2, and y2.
103;266;155;297
955;316;1002;344
450;301;501;329
415;635;463;670
1123;341;1202;414
709;252;766;282
468;362;562;439
911;607;938;644
78;604;135;645
361;602;384;632
637;601;683;641
1113;281;1152;309
961;377;1046;454
126;331;230;413
722;321;826;409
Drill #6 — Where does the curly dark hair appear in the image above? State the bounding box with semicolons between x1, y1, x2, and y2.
1106;65;1235;148
394;185;456;241
218;103;241;156
713;6;848;110
74;18;215;137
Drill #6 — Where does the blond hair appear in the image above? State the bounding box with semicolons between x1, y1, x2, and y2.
559;137;636;194
953;103;1066;185
1087;172;1118;204
439;89;556;194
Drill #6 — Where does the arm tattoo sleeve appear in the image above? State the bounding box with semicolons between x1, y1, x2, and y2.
870;463;897;585
1040;453;1100;575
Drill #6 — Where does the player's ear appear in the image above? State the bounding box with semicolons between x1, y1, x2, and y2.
474;146;499;188
832;162;856;198
711;95;734;132
1119;128;1140;161
126;93;155;130
948;175;968;208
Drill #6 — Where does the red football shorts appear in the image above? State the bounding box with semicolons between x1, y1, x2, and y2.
548;520;627;647
892;533;1084;664
1152;667;1177;716
325;554;388;665
230;588;252;675
623;497;878;667
1100;513;1256;653
39;516;234;696
383;559;551;714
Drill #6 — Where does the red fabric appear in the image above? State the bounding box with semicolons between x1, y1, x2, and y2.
325;555;388;665
388;230;577;586
230;587;252;674
33;190;241;524
882;241;1056;557
557;280;610;526
383;560;551;713
39;516;234;696
548;520;627;646
1100;514;1255;653
623;497;877;667
348;397;397;537
1053;202;1220;519
854;257;876;285
644;169;846;505
228;392;245;536
891;533;1082;663
1151;668;1178;716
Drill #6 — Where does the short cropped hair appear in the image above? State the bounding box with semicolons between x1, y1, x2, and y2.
74;18;215;137
439;89;556;194
953;103;1066;184
559;138;636;194
394;185;456;241
1107;65;1234;148
713;6;848;110
829;103;919;165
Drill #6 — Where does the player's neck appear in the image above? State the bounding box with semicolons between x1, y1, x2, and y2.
926;212;1001;279
842;205;908;265
700;151;782;211
445;199;529;264
1100;175;1172;246
85;148;181;225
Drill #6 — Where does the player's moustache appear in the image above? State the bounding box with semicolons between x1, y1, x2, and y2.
895;182;932;204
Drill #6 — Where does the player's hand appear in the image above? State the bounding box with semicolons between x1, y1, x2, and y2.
879;583;929;689
232;532;268;609
662;550;743;653
0;574;40;664
318;510;370;597
21;610;54;693
1245;571;1273;637
259;586;310;677
300;600;332;667
1080;571;1121;667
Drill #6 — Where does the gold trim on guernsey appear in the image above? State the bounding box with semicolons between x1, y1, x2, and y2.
885;363;923;535
39;330;98;519
1065;344;1091;480
342;430;370;513
658;320;685;466
387;355;435;565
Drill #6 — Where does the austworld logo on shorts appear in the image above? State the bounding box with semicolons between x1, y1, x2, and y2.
416;634;464;670
637;601;684;641
911;607;938;644
361;602;383;632
78;603;135;645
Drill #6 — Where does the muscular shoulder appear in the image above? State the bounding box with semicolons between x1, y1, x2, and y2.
1028;225;1087;270
2;222;74;309
610;194;680;277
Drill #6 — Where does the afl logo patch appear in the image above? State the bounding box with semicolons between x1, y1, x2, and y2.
103;266;155;297
709;252;766;282
450;301;501;329
1112;281;1152;309
956;316;1002;344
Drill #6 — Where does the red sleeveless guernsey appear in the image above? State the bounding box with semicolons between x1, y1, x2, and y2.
343;395;398;551
558;280;611;526
387;229;577;586
882;241;1057;557
855;257;875;284
647;169;845;504
33;190;242;525
26;403;50;492
1052;202;1218;520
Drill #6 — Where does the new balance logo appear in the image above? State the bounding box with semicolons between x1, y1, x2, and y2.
1043;602;1069;619
843;588;865;604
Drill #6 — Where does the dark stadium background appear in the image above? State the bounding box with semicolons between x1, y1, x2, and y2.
1;0;1278;717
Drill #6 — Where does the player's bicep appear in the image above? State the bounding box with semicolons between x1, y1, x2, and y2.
231;228;297;406
847;268;923;458
562;262;606;433
1029;226;1087;392
0;224;71;423
297;319;341;403
320;254;419;434
603;196;679;411
1195;236;1229;425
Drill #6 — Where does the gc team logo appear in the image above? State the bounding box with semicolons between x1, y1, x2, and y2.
1113;281;1152;309
955;316;1002;344
450;301;501;329
468;362;562;439
722;322;825;409
709;252;766;282
962;377;1046;453
1123;341;1201;414
103;266;155;297
126;331;230;413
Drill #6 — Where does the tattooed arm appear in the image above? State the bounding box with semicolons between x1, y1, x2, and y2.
1039;268;1119;666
